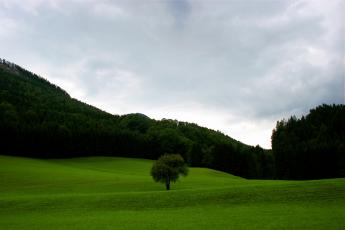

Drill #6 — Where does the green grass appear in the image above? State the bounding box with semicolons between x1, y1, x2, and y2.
0;155;344;229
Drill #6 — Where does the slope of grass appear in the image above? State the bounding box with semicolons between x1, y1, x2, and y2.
0;155;344;229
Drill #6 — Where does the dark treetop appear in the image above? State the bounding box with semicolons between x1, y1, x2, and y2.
151;154;188;190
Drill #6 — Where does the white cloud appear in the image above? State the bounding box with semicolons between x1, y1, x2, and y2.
93;3;127;20
0;17;18;37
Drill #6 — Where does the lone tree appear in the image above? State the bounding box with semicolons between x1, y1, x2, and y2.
151;154;188;190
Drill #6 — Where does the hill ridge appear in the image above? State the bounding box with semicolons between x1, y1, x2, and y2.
0;58;70;97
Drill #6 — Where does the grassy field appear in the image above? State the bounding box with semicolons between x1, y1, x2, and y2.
0;155;344;229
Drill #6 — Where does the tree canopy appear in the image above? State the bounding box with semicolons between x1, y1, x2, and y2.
151;154;188;190
271;104;345;179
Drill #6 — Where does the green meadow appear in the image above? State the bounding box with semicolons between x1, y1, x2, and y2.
0;155;344;229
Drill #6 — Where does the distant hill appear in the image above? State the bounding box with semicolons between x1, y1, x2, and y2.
0;58;274;179
1;58;344;180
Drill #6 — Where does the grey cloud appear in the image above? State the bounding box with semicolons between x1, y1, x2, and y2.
167;0;191;27
0;0;343;148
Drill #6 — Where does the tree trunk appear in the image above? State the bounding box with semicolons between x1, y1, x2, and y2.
165;177;170;190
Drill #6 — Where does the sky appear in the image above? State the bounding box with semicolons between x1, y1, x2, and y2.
0;0;344;148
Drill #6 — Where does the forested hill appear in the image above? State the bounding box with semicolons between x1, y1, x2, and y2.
272;104;345;179
0;59;275;179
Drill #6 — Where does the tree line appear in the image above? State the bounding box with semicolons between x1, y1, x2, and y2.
271;104;345;179
1;59;343;180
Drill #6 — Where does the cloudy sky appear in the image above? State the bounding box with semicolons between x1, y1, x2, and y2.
0;0;344;148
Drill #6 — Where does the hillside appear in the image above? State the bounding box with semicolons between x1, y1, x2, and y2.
0;59;274;179
0;155;344;229
0;155;243;196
